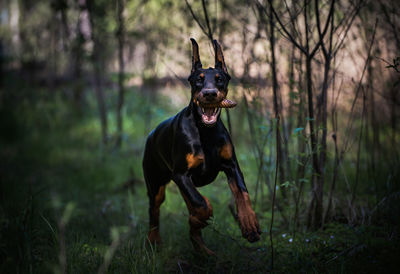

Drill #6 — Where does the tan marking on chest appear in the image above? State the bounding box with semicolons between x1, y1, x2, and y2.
220;143;233;159
186;153;204;169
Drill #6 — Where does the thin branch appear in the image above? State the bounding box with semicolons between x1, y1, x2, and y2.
315;0;336;56
159;58;188;87
378;0;400;49
282;0;302;40
342;19;378;153
265;0;307;54
202;0;214;41
310;0;335;57
350;88;366;206
376;56;400;73
332;1;364;56
270;115;280;271
185;0;208;36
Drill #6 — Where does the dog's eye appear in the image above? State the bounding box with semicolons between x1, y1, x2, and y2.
196;78;203;86
216;77;224;85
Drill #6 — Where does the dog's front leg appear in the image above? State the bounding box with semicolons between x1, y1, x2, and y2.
173;174;215;255
221;143;261;242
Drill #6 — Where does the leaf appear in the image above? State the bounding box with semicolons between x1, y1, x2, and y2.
295;159;304;166
289;91;299;99
294;127;304;134
258;125;267;132
281;181;295;188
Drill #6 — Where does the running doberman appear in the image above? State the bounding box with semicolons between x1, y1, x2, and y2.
143;38;261;255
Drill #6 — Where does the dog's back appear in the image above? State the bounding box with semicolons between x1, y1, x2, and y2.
142;108;186;189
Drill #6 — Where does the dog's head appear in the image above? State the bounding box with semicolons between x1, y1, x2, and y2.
188;38;234;126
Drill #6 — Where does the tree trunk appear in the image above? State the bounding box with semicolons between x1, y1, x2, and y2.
316;54;331;227
87;0;108;145
350;91;366;212
287;43;295;136
304;1;322;227
93;57;108;145
305;53;322;229
293;53;307;232
116;0;125;148
268;0;287;200
72;4;85;112
324;133;339;223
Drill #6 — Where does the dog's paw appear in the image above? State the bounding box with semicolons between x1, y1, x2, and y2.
238;209;261;243
190;230;216;256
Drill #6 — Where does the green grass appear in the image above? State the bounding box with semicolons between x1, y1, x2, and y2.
1;82;399;273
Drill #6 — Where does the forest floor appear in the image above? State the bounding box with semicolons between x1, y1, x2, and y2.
1;81;399;273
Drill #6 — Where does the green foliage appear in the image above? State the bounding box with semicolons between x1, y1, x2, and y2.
1;80;399;273
293;127;304;134
1;0;400;272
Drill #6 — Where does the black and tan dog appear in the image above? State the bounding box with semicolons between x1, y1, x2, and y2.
143;38;261;255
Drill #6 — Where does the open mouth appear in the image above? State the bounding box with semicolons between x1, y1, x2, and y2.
193;98;236;126
199;106;221;125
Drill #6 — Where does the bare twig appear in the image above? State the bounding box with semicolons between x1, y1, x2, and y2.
342;19;378;153
350;87;367;207
270;115;280;270
184;0;207;36
201;0;214;41
326;244;364;264
332;3;364;56
159;57;188;87
376;56;400;73
263;0;306;53
324;133;339;223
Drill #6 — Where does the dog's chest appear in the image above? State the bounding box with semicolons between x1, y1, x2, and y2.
191;143;222;187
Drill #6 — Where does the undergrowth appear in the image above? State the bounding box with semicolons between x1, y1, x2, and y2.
0;81;399;273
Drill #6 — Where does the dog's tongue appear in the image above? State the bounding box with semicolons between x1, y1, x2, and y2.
202;107;218;125
204;107;214;116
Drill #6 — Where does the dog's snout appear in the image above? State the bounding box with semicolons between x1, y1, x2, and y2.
202;89;218;100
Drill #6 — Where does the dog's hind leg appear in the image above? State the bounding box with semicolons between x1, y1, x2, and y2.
143;141;171;245
147;182;166;245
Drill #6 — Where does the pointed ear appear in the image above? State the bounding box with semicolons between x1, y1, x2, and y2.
213;40;230;78
190;38;202;73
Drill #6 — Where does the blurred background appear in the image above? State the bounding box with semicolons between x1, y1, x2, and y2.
0;0;399;273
